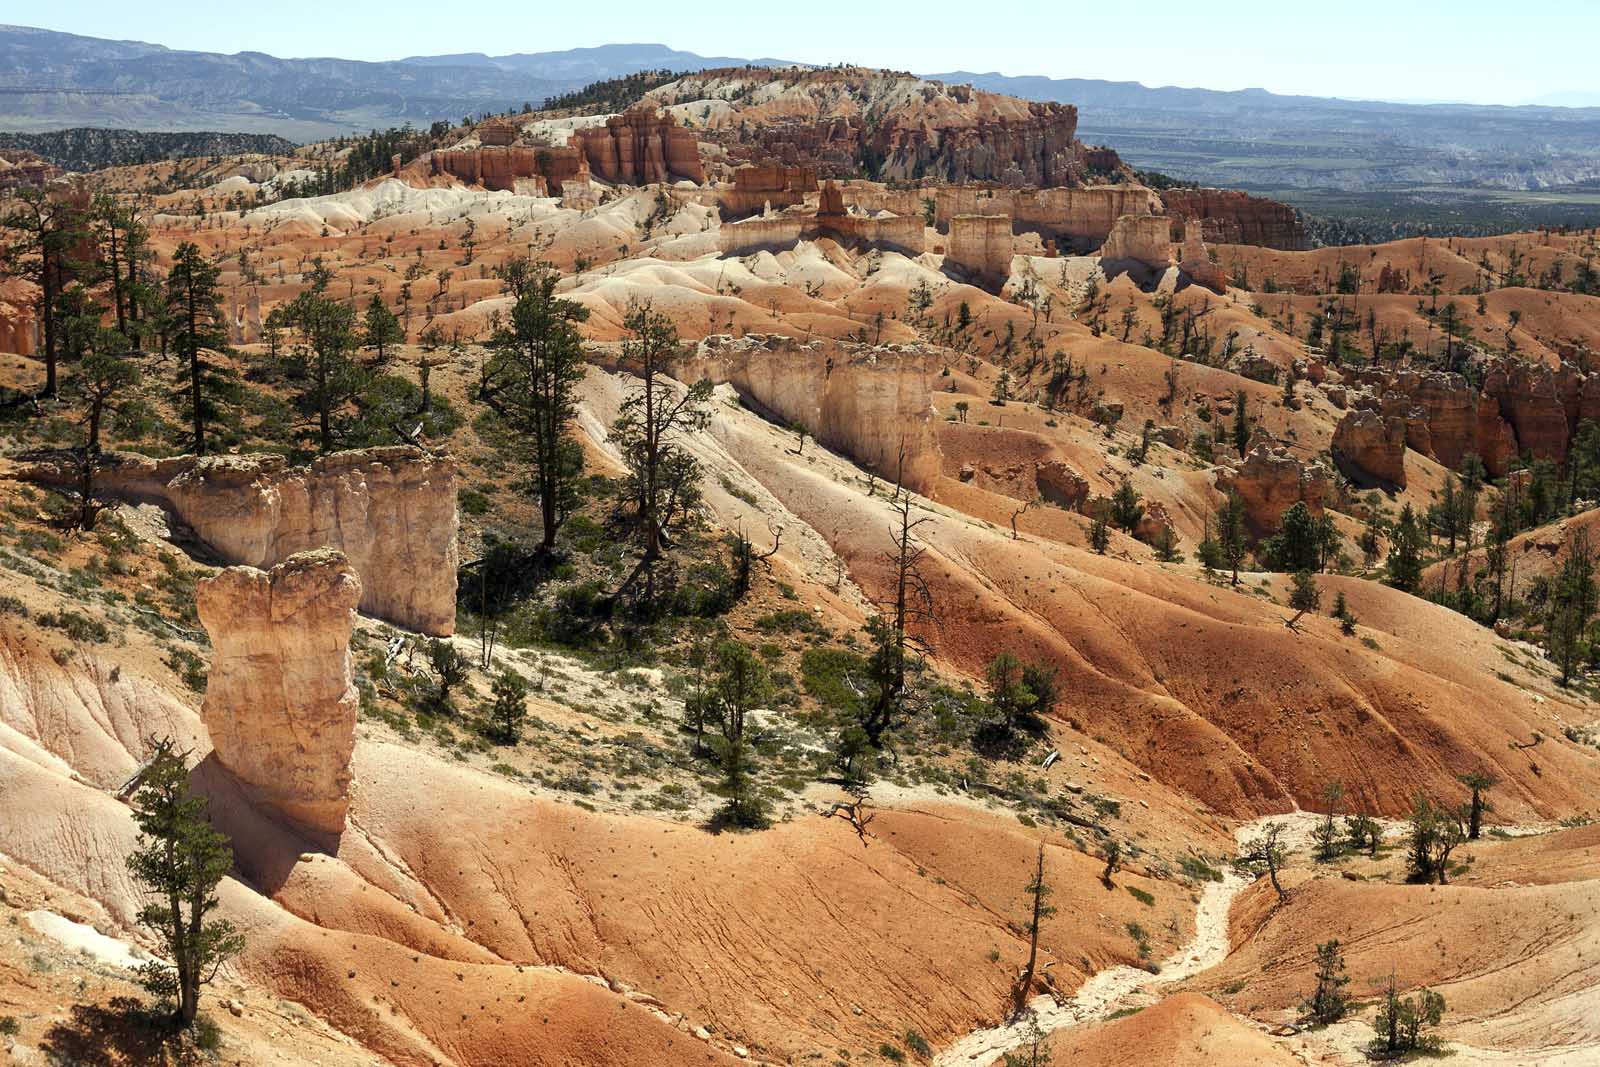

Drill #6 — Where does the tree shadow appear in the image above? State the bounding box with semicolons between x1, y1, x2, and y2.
39;997;201;1067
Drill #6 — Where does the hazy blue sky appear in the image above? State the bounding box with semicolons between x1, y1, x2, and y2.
11;0;1599;106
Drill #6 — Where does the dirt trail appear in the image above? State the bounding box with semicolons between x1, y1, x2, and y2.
933;831;1255;1066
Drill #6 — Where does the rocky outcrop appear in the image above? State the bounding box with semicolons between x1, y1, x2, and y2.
655;68;1105;189
946;214;1014;289
1216;443;1332;533
1332;409;1407;488
1177;222;1227;293
1160;187;1308;250
16;447;457;634
197;549;361;836
1099;214;1172;268
1480;358;1577;464
841;183;1162;252
1035;460;1090;511
680;334;942;492
717;180;924;257
1385;370;1477;469
402;144;586;193
0;277;37;356
720;164;818;217
574;106;705;185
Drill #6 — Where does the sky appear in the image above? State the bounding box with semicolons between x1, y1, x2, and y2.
8;0;1600;107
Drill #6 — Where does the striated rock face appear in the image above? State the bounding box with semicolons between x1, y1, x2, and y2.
1099;214;1173;268
1480;358;1576;464
1216;443;1332;533
0;276;37;356
945;214;1014;290
720;163;818;217
1385;370;1477;469
1177;222;1227;293
1332;409;1407;488
196;550;361;836
679;334;942;492
574;106;705;185
653;68;1100;188
841;183;1162;252
1160;187;1308;250
17;447;457;634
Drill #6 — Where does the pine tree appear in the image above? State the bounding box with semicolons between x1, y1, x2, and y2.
2;184;91;396
284;291;369;453
164;242;233;454
1089;510;1111;554
362;294;403;362
1303;939;1351;1024
1385;504;1426;592
486;669;529;742
1109;477;1143;533
709;640;770;828
479;259;590;552
611;302;712;560
126;743;244;1027
1231;389;1251;454
1216;490;1248;585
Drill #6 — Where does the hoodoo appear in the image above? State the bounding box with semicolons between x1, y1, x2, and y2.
195;550;362;836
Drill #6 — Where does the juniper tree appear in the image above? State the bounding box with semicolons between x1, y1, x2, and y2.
1216;490;1248;586
709;640;770;828
1405;792;1467;884
1109;477;1143;533
1313;781;1345;861
1385;504;1426;592
1370;973;1446;1059
486;669;529;742
127;743;244;1028
1344;809;1383;857
284;290;370;453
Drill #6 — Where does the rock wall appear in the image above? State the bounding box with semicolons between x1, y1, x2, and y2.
1177;222;1227;293
717;181;924;258
946;214;1014;289
1344;357;1600;477
720;164;818;217
1099;213;1173;268
574;106;705;185
0;277;37;356
1215;443;1332;533
1332;409;1407;488
16;447;457;635
841;183;1162;250
678;334;943;493
1161;187;1308;250
196;549;361;836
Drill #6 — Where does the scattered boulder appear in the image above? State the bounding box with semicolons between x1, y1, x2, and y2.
196;550;362;836
1035;460;1090;511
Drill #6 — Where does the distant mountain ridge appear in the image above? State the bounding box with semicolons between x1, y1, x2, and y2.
0;26;792;141
926;70;1600;192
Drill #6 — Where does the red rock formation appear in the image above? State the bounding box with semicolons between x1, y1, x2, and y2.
1035;460;1089;510
1332;409;1407;488
842;183;1163;252
1481;357;1577;464
574;106;705;185
720;163;818;217
401;144;586;193
0;150;64;190
475;118;519;147
1177;222;1227;293
1215;443;1332;534
1161;188;1308;251
1385;370;1477;468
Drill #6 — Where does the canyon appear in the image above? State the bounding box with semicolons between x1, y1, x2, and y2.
0;52;1598;1067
